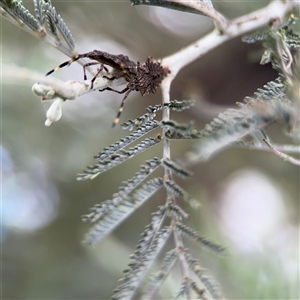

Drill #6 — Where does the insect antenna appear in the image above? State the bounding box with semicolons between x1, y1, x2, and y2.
45;54;85;76
112;90;132;127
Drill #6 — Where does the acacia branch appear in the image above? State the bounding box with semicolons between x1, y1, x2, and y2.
263;139;300;166
161;76;193;298
162;0;299;78
233;142;300;153
24;0;298;127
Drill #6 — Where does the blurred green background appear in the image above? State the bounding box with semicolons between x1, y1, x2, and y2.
2;1;299;299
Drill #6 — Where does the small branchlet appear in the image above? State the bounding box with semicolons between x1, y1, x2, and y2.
174;222;226;255
190;281;206;300
161;158;192;179
185;252;224;300
82;158;161;223
121;100;195;131
166;203;189;221
174;278;190;299
77;136;162;180
162;120;202;139
95;121;160;161
141;248;178;299
83;177;164;246
163;99;195;111
112;226;171;300
43;2;75;49
164;179;201;209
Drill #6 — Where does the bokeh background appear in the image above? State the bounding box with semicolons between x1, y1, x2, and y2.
2;1;299;299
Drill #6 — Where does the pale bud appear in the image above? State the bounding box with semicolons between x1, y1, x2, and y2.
45;98;64;126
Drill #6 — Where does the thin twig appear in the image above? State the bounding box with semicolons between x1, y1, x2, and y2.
263;139;300;165
233;142;300;153
161;76;193;299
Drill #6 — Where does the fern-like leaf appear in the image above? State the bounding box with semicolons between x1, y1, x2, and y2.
162;119;201;140
164;99;195;112
1;0;40;31
44;7;57;36
243;15;300;49
33;0;44;25
174;222;226;255
285;29;300;49
121;100;195;131
194;98;276;160
164;179;200;209
195;19;299;160
43;1;75;48
191;281;206;299
96;121;160;160
112;226;171;300
83;178;164;245
242;30;269;44
166;203;189;221
186;251;224;300
165;130;202;139
141;248;178;299
121;104;163;130
174;278;190;299
162;120;194;134
135;205;168;258
77;135;162;181
82;158;161;223
161;158;192;179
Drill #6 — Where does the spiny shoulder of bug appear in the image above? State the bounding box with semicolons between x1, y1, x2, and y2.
128;57;169;96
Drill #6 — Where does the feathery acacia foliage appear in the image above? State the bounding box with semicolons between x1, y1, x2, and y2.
121;99;196;131
77;93;226;297
43;1;75;48
1;0;75;56
141;248;178;299
77;135;162;181
83;177;164;246
2;0;300;299
174;222;226;255
193;16;300;161
82;158;162;223
95;121;160;160
185;251;224;300
80;14;299;296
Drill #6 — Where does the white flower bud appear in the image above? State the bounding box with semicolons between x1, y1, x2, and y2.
45;98;64;127
32;83;56;99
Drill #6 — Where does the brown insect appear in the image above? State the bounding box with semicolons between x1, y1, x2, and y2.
46;50;167;126
46;50;137;87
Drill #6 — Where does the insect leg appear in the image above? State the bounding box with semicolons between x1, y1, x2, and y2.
90;64;109;89
112;90;132;127
45;54;83;76
82;62;100;80
99;86;128;94
102;75;116;81
102;69;127;81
